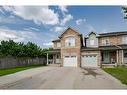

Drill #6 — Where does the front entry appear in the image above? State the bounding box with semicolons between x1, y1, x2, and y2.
81;55;98;67
63;55;77;67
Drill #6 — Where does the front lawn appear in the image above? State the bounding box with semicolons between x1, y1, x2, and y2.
0;64;44;76
103;66;127;85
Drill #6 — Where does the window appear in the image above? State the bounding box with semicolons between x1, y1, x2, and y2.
124;53;127;58
65;37;75;47
71;56;76;58
122;36;127;44
65;56;69;58
56;42;61;47
90;39;95;46
102;37;110;46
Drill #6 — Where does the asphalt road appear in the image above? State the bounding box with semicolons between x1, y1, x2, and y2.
0;66;127;89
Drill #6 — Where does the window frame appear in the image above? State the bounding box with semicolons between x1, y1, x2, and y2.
122;36;127;44
65;36;75;47
102;37;110;46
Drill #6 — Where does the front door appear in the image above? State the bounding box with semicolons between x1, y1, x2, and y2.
110;51;116;64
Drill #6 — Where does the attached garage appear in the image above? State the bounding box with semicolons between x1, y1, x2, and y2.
81;55;98;67
63;55;77;67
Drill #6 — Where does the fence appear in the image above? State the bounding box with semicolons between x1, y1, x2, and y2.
0;57;46;69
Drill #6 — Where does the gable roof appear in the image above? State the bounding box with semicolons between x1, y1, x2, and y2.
59;27;81;38
52;39;60;42
85;31;99;38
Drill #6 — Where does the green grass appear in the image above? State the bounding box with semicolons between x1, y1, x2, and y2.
0;64;44;76
103;66;127;85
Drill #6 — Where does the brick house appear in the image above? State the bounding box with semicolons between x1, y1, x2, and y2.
50;27;127;67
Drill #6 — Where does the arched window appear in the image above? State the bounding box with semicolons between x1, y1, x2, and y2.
65;36;75;47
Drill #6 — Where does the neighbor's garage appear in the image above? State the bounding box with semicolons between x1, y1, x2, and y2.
63;55;77;67
81;55;98;67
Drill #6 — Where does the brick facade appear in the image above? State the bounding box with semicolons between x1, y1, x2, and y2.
60;28;81;67
51;27;127;67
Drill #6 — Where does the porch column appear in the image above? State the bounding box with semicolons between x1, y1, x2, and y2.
53;54;55;64
47;53;49;65
121;50;124;65
116;50;119;66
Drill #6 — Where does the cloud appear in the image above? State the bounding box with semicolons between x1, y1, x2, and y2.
0;28;35;42
76;18;86;25
60;14;73;26
59;6;68;14
2;6;59;25
86;25;95;32
43;42;53;46
23;27;39;32
0;27;57;48
50;26;65;32
0;15;16;24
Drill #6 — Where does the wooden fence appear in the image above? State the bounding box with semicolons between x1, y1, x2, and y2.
0;57;46;69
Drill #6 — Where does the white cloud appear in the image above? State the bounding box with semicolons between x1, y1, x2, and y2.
76;18;86;25
76;19;82;25
50;26;65;32
0;28;35;42
0;8;4;14
23;27;39;32
86;25;95;32
43;42;53;46
0;15;15;24
59;6;68;13
0;27;57;48
2;6;59;25
60;14;73;26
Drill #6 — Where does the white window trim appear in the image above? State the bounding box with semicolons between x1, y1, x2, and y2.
65;36;75;47
102;37;110;46
90;39;95;46
122;36;127;44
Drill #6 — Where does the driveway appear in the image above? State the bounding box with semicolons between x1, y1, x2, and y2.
0;66;127;89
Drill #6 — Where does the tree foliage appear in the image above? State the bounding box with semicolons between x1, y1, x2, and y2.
122;6;127;19
0;40;52;58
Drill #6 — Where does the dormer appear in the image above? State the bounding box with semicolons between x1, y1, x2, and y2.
85;31;98;47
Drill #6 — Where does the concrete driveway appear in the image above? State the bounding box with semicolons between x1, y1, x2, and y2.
0;66;127;89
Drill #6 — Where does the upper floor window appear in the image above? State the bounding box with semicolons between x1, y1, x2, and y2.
90;39;95;46
56;42;61;47
65;36;75;47
102;37;110;46
122;36;127;44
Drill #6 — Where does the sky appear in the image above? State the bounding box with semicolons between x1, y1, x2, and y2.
0;6;127;48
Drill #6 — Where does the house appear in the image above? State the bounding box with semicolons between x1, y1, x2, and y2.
50;27;127;67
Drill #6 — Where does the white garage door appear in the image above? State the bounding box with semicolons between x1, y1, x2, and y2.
63;55;77;67
81;55;98;67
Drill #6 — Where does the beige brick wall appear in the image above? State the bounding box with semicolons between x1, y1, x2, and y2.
60;29;81;67
98;35;122;46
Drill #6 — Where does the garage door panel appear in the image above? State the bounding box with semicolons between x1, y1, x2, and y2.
63;56;77;67
81;55;98;67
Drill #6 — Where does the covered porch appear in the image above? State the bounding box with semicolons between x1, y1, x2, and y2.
47;49;61;64
99;46;124;67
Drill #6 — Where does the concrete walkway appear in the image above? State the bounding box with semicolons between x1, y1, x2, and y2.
0;66;127;89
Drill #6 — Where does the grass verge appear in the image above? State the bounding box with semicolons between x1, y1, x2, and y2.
103;66;127;85
0;64;44;76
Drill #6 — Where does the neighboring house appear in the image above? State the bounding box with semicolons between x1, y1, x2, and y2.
50;27;127;67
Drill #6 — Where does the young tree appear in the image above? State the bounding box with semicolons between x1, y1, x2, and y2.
122;6;127;19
